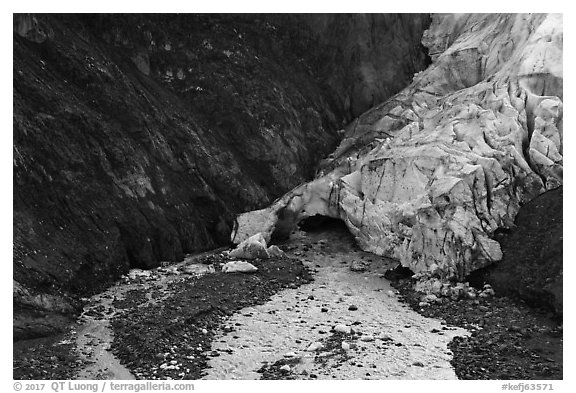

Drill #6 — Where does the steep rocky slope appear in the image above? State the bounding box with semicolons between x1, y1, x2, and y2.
471;186;563;315
233;14;562;286
305;14;432;119
13;14;431;339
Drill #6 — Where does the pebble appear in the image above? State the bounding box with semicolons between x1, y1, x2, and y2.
201;328;208;334
321;307;329;312
423;294;438;303
350;261;368;272
280;365;291;372
341;342;351;350
284;352;298;358
306;342;324;351
334;324;352;334
412;361;425;367
360;335;375;342
348;305;358;311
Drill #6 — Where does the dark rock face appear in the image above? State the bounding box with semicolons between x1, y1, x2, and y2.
13;14;431;340
304;14;432;119
470;186;563;317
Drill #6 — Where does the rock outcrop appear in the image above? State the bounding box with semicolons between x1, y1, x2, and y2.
232;14;563;281
304;14;432;119
470;186;563;316
13;14;431;339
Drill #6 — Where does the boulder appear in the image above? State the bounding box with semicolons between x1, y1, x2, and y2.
221;261;258;274
180;264;215;276
228;233;270;260
266;245;285;258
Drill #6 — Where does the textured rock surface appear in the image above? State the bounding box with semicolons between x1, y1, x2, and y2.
305;14;432;119
13;14;431;339
470;186;563;316
228;233;269;260
232;13;563;280
222;261;259;274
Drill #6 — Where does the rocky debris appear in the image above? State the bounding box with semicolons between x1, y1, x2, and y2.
109;254;313;380
206;225;469;380
222;261;259;274
127;269;152;280
392;277;562;380
413;277;496;302
258;357;302;380
231;14;563;284
13;331;85;380
421;294;439;304
258;331;359;380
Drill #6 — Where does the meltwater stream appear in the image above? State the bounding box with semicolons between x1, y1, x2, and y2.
202;226;469;380
73;225;468;380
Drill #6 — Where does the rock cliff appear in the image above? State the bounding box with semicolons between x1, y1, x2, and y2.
13;14;431;339
233;14;563;282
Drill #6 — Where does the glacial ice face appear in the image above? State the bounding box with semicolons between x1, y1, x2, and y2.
232;14;563;280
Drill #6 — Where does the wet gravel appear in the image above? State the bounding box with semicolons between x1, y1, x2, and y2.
392;278;563;380
13;333;86;380
15;223;561;381
109;254;313;380
202;224;468;380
